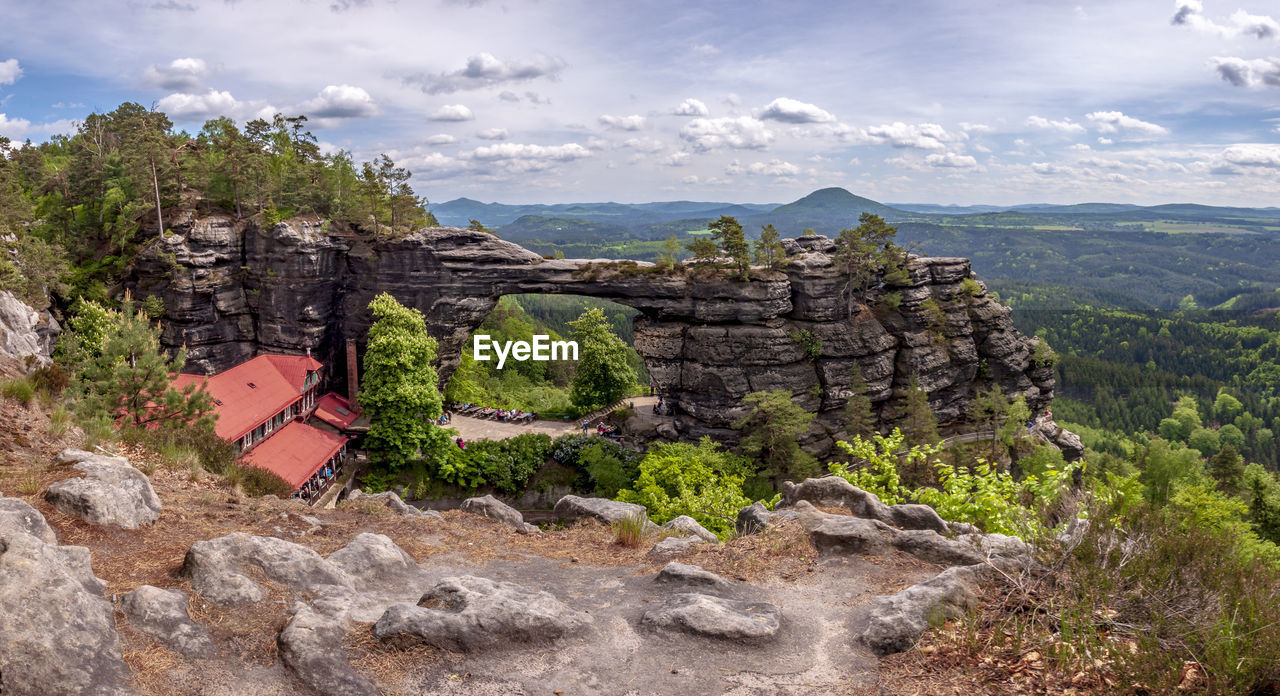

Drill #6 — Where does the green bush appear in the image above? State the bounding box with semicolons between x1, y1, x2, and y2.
431;433;553;493
1;376;36;406
616;438;763;540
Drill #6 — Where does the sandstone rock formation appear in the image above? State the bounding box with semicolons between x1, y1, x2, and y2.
782;476;948;533
661;514;718;542
642;593;781;642
553;494;652;526
133;219;1055;454
460;494;538;533
0;290;59;369
855;564;989;655
278;604;379;696
45;449;162;529
345;489;443;520
119;585;214;658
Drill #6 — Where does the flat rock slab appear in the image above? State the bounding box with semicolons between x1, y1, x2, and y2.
460;494;537;533
119;586;214;658
642;592;781;642
0;523;133;695
798;501;983;566
0;495;58;544
181;532;352;606
278;604;379;696
372;575;593;652
554;495;651;527
655;562;734;592
856;564;988;655
45;453;161;529
781;477;948;533
649;535;704;557
662;515;718;542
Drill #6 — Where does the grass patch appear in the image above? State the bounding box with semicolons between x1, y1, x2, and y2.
1;376;36;406
611;510;648;547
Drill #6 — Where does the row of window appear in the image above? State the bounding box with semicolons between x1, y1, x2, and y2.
234;376;320;454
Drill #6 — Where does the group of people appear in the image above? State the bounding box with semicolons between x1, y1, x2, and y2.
292;464;339;504
580;419;621;439
448;402;538;424
652;394;672;416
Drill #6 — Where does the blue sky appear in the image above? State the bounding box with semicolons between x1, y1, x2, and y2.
0;0;1278;206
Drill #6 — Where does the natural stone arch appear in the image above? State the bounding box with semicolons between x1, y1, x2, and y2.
134;219;1054;454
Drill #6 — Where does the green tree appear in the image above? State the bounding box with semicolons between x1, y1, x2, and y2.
709;215;749;279
1214;390;1244;422
568;307;635;412
969;384;1009;457
1210;443;1245;497
1158;417;1190;442
844;363;877;441
71;298;214;429
361;293;449;470
660;234;680;271
897;375;940;451
685;236;719;262
616;438;755;540
1137;438;1204;505
734;389;817;491
753;223;786;270
832;213;902;314
1187;427;1222;456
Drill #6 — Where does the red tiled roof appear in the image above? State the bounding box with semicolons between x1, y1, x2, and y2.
240;421;347;491
172;354;318;441
314;392;360;430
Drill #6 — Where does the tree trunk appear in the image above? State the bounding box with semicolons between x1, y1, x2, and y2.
150;155;164;235
233;179;242;219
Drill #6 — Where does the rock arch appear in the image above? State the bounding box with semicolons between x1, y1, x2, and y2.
134;217;1054;453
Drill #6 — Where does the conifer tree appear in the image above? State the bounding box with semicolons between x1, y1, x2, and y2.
845;363;877;440
898;374;940;449
734;389;817;491
1210;443;1245;496
753;223;786;270
709;215;750;279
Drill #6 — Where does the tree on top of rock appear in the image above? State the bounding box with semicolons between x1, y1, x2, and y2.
753;223;786;270
833;213;907;315
568;307;635;413
361;293;449;470
709;215;750;280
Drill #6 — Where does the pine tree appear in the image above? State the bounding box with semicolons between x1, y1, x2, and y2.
753;223;786;270
661;234;680;271
361;293;449;470
898;375;940;449
734;390;817;491
685;236;719;262
1210;443;1245;496
568;307;636;412
709;215;750;279
845;363;877;440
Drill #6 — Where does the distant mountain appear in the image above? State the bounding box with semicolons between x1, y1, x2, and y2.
431;198;780;229
889;203;1013;215
743;187;908;236
495;215;634;243
1013;203;1143;215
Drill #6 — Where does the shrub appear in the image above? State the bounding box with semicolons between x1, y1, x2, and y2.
430;433;554;493
790;329;823;361
611;510;648;547
1;377;36;406
960;277;983;297
616;438;761;540
579;441;639;497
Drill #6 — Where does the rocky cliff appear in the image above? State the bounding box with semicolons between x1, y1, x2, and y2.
131;216;1054;454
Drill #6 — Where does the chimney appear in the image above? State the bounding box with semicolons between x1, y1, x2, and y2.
346;338;359;410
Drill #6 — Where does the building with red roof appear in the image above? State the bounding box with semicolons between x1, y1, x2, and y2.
175;353;349;503
313;392;361;431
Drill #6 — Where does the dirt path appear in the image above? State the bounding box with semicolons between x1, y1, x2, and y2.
449;395;660;442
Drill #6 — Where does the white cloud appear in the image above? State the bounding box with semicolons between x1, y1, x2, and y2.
598;114;645;131
1220;143;1280;168
959;122;992;133
679;116;774;151
476;128;509;140
464;142;591;173
623;137;664;153
691;43;718;56
142;57;208;90
673;98;709;117
1068;143;1092;151
406;52;565;95
0;113;75;140
296;84;377;121
156;89;242;119
0;58;22;86
1097;137;1114;145
1211;57;1280;88
681;175;700;184
429;104;475;121
425;133;457;145
663;151;691;167
757;97;835;124
725;158;800;176
925;152;979;168
1026;115;1085;134
724;93;742;107
862;122;964;150
1086;110;1168;136
1172;1;1279;40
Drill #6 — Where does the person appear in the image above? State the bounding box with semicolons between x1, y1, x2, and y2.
581;420;589;433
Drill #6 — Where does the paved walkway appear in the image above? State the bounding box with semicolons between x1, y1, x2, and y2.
449;395;660;442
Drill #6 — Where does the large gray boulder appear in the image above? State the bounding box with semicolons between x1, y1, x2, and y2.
554;495;651;526
180;532;352;606
0;494;58;544
460;494;537;533
781;477;948;533
346;489;443;520
662;515;718;542
119;585;214;658
856;564;988;655
45;451;162;529
372;575;593;651
797;501;982;566
649;535;704;557
278;604;379;696
654;562;734;592
642;593;780;642
0;517;133;695
735;502;773;536
0;290;58;367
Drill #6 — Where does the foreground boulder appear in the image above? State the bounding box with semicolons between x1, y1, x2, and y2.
655;562;734;592
642;593;780;642
460;494;537;533
662;515;718;542
181;532;352;606
855;564;988;655
373;575;593;651
0;495;58;544
346;489;442;519
119;586;214;658
0;510;133;695
781;477;948;533
649;535;704;557
45;450;161;529
554;495;651;526
735;502;772;536
278;604;378;696
798;502;982;566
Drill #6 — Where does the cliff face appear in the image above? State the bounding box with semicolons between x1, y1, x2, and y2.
132;217;1054;453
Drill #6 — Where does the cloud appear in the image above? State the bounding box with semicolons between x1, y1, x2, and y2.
861;122;964;150
429;104;475;121
0;59;21;86
598;114;645;131
673;98;709;117
1097;137;1114;145
1086;110;1168;136
1026;115;1085;134
959;122;992;133
623;137;664;153
425;133;457;145
0;113;76;140
691;43;718;56
498;91;520;102
156;89;243;119
464;141;591;173
1220;143;1280;168
1068;143;1092;151
925;152;979;168
296;84;377;120
679;116;774;151
757;97;835;124
663;151;691;167
725;159;800;176
142;57;209;91
1172;1;1279;40
406;52;565;95
1211;57;1280;88
475;127;508;140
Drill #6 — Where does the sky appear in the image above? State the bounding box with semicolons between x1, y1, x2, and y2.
0;0;1278;207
